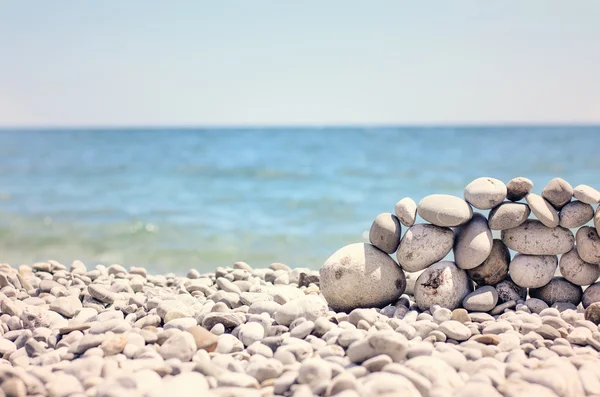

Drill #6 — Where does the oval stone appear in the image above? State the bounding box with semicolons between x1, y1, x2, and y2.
595;206;600;236
417;194;473;227
320;243;406;312
454;213;493;270
573;184;600;205
467;239;510;286
559;247;600;286
559;201;594;229
394;197;417;227
413;261;472;311
464;177;507;210
529;277;583;307
583;283;600;308
396;224;454;272
495;278;527;303
509;254;557;288
501;220;574;255
487;202;530;230
526;193;559;228
462;286;498;312
542;178;573;209
506;177;533;202
576;227;600;265
369;213;401;254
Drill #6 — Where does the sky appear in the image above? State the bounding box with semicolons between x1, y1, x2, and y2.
0;1;599;127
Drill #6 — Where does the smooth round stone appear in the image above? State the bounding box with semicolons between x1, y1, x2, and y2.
320;243;406;312
438;320;471;341
417;194;473;227
573;184;600;205
576;227;600;265
488;202;530;230
501;220;574;255
582;283;600;308
509;254;557;288
454;213;493;270
274;295;328;326
525;298;549;314
394;197;417;227
462;286;498;312
542;177;573;209
369;213;402;254
559;247;600;286
595;206;600;236
413;261;472;311
495;278;527;303
506;177;533;202
467;239;510;286
396;224;454;272
529;277;583;307
525;193;559;228
559;201;594;229
584;302;600;324
187;326;218;352
464;177;507;210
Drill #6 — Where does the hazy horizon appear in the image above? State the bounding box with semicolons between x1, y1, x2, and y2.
1;1;599;126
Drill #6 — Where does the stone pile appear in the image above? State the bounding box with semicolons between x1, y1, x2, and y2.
320;177;600;315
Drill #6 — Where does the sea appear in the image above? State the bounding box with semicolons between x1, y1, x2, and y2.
0;126;599;274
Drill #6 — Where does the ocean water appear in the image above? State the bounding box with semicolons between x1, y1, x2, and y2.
0;126;599;274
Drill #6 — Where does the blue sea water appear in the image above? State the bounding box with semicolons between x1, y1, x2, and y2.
0;126;599;274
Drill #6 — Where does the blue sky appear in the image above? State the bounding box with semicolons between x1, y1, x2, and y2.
0;1;599;126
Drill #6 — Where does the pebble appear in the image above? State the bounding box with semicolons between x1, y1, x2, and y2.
487;202;530;230
506;177;533;201
368;212;401;254
467;239;510;286
530;277;583;307
494;278;527;303
187;325;219;352
582;282;600;308
501;220;574;255
413;261;472;311
576;226;600;265
464;177;507;210
559;200;594;228
438;320;471;341
559;247;600;286
525;193;559;228
158;331;197;361
319;243;405;312
462;286;498;312
394;197;417;227
454;213;493;270
396;224;454;272
509;254;557;288
542;177;573;209
573;184;600;204
417;194;473;227
585;302;600;324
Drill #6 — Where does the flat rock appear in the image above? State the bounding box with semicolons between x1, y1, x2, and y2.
559;247;600;286
438;320;471;341
187;325;218;352
506;177;533;201
369;213;401;254
509;254;557;288
274;295;329;326
501;220;574;255
574;184;600;204
414;261;472;311
467;239;510;286
394;197;417;227
530;277;583;307
536;324;561;340
49;296;82;318
417;194;473;227
320;243;405;313
158;331;197;361
559;201;594;229
526;193;559;228
488;202;530;230
464;177;507;210
542;177;574;209
462;286;498;312
87;284;117;304
396;224;454;272
454;213;493;270
576;226;600;264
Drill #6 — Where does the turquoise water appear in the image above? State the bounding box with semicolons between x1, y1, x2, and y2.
0;126;599;273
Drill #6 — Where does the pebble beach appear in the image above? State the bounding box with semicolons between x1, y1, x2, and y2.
3;176;600;397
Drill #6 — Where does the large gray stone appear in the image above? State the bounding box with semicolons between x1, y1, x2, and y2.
417;194;473;227
559;201;594;229
574;184;600;204
530;277;583;307
501;220;574;255
559;247;600;286
582;282;600;308
542;177;573;209
414;261;472;311
576;226;600;264
509;254;557;288
320;243;405;313
464;177;507;210
526;193;559;228
454;213;493;270
369;213;401;254
488;202;530;230
467;239;510;286
462;286;498;312
506;177;533;202
396;224;454;272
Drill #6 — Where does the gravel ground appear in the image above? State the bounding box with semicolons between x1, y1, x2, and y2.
2;260;600;397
